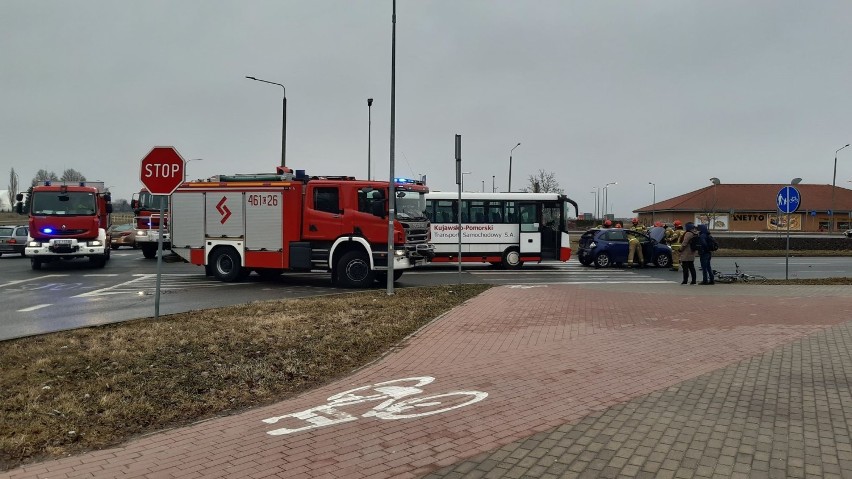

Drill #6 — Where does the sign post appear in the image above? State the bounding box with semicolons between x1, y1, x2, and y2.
140;146;186;318
777;186;801;280
455;134;462;281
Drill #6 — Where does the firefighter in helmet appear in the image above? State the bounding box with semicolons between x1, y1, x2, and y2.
666;220;686;271
627;218;646;267
601;219;613;229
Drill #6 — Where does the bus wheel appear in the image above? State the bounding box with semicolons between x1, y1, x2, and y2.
501;248;524;269
211;247;244;282
337;251;374;288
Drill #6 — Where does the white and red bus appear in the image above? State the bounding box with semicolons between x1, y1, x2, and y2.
425;192;579;268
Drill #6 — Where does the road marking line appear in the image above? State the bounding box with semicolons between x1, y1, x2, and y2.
0;274;70;289
18;304;51;312
83;274;119;277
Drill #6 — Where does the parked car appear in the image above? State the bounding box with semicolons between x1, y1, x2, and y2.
108;223;137;249
844;229;852;238
0;225;28;257
577;228;672;268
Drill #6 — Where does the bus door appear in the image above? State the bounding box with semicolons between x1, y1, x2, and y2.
539;202;563;259
518;203;541;254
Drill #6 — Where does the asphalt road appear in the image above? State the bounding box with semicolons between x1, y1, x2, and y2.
2;250;851;341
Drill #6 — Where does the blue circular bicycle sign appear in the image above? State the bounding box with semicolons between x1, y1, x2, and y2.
777;186;801;214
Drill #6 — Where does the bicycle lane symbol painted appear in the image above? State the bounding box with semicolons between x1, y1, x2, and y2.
262;376;488;436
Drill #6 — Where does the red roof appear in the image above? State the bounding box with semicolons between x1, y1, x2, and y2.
634;184;852;213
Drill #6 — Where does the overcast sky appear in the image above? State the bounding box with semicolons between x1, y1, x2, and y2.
2;0;852;217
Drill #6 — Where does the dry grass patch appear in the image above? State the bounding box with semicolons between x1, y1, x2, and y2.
0;284;490;471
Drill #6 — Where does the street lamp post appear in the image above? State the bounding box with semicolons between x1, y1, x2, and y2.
245;76;287;168
492;175;496;193
590;191;596;220
508;142;521;192
831;144;850;233
367;98;373;180
648;182;656;224
603;182;617;219
709;177;720;229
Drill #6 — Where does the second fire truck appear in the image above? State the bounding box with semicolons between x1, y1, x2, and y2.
131;187;169;259
169;168;434;287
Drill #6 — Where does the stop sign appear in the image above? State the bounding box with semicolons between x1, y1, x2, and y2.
140;146;186;195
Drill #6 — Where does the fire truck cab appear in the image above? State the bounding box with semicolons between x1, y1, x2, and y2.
15;181;113;270
131;188;169;259
170;169;434;287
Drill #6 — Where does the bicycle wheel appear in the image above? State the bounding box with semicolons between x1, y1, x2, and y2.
714;273;735;284
744;274;767;283
370;391;488;420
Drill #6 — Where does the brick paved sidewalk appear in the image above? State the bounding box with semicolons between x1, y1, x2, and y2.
5;283;852;479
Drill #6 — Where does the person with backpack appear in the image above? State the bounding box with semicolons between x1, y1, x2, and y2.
696;224;715;284
679;222;698;284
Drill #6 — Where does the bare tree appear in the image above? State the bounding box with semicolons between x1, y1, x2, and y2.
523;170;564;194
60;169;86;182
7;168;18;210
32;169;59;186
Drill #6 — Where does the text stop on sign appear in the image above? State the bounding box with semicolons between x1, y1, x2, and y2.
140;146;186;195
144;163;182;178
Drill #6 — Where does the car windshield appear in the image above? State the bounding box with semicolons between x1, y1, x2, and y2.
395;191;427;220
31;192;96;216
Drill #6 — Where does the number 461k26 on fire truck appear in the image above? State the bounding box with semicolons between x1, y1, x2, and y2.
169;167;435;288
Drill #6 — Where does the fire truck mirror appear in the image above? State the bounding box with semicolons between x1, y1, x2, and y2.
104;193;112;202
15;193;23;201
131;199;138;209
16;202;23;215
106;204;114;214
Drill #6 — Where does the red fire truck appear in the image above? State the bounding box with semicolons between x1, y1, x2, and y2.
169;168;434;287
131;187;169;259
15;180;113;270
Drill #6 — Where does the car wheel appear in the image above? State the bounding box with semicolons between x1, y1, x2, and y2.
579;256;593;266
501;248;524;269
594;252;611;268
111;245;119;250
211;247;244;282
20;251;26;258
654;253;671;268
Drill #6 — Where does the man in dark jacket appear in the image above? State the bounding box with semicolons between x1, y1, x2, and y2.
696;224;714;284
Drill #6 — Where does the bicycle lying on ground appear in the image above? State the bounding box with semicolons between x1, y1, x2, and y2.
712;262;768;283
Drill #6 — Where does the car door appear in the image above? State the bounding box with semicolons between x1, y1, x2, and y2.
601;229;629;262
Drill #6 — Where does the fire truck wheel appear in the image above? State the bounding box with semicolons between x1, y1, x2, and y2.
375;270;404;283
337;251;375;288
89;255;107;268
501;248;524;269
31;258;42;270
142;245;157;259
211;247;244;282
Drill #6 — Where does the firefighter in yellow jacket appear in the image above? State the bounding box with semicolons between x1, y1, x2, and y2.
666;220;685;271
627;218;646;267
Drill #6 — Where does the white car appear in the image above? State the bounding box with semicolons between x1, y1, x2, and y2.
844;229;852;238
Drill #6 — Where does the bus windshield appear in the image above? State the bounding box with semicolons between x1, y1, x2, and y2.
395;191;427;220
32;192;96;216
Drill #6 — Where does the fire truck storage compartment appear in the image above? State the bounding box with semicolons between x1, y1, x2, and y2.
243;191;283;251
171;192;205;248
205;193;244;238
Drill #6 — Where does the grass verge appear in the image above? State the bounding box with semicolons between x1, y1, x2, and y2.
0;284;491;471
